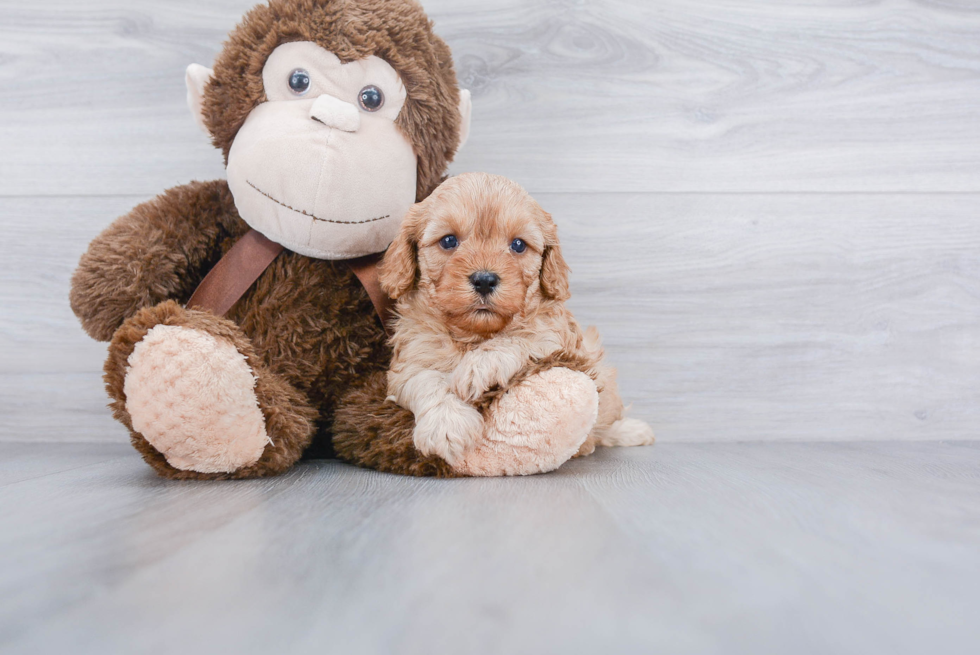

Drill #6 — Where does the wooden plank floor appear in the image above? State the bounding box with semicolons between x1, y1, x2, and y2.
2;441;979;654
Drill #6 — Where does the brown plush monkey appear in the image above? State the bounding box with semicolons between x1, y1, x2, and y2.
69;0;474;479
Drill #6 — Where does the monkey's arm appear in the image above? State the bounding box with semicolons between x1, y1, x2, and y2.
70;180;243;341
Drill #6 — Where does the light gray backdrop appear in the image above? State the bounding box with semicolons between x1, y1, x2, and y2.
2;0;978;443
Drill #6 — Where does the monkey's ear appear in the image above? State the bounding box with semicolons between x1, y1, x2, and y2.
185;64;215;135
457;89;473;151
379;204;423;300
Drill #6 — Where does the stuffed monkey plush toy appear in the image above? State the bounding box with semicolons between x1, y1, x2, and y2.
70;0;596;479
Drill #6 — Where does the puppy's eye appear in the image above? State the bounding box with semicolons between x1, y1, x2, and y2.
510;238;527;254
288;69;311;95
439;235;459;250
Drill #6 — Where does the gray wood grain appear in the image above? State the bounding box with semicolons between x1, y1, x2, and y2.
553;192;980;442
2;1;978;443
1;0;979;195
1;441;978;654
0;373;127;443
0;442;127;486
3;193;977;443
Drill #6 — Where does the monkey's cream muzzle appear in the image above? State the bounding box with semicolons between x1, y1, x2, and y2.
226;95;416;260
224;42;418;260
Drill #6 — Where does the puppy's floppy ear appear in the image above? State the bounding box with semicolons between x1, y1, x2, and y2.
539;211;571;301
380;203;423;299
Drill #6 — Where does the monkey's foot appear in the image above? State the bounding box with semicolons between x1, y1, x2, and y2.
454;367;599;477
123;324;269;474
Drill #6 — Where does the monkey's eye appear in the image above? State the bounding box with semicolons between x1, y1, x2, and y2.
510;238;528;254
439;235;459;250
288;69;311;95
358;85;385;112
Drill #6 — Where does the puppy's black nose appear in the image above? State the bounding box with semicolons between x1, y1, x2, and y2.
469;271;500;296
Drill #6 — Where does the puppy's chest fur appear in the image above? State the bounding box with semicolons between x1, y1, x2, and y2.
394;308;603;411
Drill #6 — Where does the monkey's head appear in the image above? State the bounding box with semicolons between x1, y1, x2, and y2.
186;0;472;260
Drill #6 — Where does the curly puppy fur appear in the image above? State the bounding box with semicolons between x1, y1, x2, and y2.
332;350;607;477
70;0;464;479
333;173;653;475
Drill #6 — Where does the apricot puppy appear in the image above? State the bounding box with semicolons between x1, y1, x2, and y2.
377;173;653;471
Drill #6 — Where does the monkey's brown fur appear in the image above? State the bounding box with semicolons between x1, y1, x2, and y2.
70;0;463;479
106;299;320;480
333;373;459;478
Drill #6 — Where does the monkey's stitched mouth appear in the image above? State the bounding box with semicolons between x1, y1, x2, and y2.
247;181;390;225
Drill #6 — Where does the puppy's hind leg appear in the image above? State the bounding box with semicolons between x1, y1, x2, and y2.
596;417;655;448
590;364;655;448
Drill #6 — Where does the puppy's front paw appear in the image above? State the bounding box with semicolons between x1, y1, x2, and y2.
450;356;493;402
450;349;524;402
413;397;484;466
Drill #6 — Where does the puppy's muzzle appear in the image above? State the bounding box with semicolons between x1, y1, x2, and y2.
469;271;500;297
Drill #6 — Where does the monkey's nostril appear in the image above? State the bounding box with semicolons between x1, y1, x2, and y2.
309;94;361;132
469;271;500;297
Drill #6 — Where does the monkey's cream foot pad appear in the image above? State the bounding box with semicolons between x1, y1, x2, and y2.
455;367;599;477
123;325;269;473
